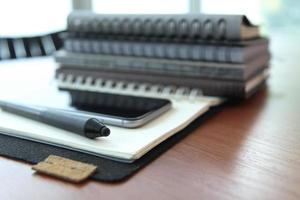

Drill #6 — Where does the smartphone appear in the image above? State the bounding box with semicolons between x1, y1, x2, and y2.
66;91;172;128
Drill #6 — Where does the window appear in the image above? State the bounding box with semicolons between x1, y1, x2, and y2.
0;0;71;36
93;0;189;14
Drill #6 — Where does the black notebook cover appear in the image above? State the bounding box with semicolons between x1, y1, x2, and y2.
0;105;221;182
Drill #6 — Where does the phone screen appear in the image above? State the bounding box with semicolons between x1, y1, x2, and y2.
69;91;171;119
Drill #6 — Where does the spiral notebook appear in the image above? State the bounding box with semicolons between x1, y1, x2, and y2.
67;12;259;40
0;59;222;162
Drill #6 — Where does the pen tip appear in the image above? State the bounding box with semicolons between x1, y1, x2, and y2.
101;127;110;137
85;118;110;138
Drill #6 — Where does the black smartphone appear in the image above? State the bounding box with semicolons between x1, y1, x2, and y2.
66;91;172;128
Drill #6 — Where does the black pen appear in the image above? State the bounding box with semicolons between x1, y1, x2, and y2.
0;101;110;139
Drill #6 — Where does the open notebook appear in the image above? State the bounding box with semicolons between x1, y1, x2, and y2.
0;57;222;163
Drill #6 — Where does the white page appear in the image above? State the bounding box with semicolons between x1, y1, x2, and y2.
0;99;209;161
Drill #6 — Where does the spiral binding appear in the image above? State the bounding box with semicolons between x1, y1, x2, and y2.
68;13;241;40
56;73;205;102
63;37;242;63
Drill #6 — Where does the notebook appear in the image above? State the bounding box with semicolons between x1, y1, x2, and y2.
55;50;270;81
67;12;259;40
0;57;222;163
61;34;269;63
56;66;269;99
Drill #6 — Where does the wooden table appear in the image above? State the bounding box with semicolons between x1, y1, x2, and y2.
1;30;300;200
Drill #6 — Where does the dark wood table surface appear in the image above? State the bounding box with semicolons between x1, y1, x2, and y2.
0;30;300;200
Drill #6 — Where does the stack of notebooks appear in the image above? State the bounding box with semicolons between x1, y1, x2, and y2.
0;12;271;182
51;11;270;165
55;11;270;99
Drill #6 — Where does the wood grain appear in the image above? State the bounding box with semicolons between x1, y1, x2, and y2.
1;30;300;200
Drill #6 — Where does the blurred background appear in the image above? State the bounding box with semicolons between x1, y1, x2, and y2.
0;0;299;37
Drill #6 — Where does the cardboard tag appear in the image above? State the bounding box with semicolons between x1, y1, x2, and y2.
32;155;97;183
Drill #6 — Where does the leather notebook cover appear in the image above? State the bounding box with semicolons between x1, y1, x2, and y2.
0;105;221;182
